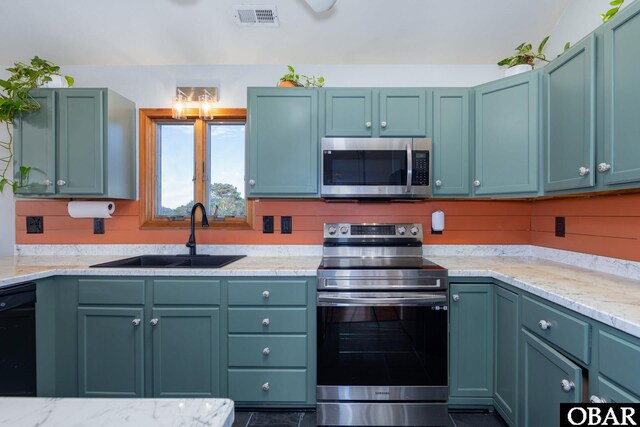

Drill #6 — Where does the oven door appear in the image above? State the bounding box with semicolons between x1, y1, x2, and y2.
317;291;448;402
321;138;431;198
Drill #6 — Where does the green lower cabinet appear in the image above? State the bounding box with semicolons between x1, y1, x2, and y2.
593;376;640;403
228;335;307;368
77;307;144;397
494;286;519;426
228;369;308;404
449;283;494;404
151;308;220;397
521;330;582;427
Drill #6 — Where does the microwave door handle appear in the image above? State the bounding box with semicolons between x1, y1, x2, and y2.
406;143;413;193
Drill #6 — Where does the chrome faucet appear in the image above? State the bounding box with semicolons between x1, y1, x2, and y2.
186;203;209;256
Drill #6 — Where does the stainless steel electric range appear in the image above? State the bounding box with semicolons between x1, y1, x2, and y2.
316;223;449;427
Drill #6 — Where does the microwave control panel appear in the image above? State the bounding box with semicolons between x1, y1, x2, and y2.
413;151;430;185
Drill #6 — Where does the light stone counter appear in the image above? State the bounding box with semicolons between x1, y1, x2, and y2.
0;397;234;427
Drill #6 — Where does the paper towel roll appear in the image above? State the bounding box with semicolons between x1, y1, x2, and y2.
431;210;445;232
67;201;115;218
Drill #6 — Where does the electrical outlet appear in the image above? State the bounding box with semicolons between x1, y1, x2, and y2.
262;216;274;234
281;216;292;234
26;216;44;234
93;218;105;234
555;216;565;237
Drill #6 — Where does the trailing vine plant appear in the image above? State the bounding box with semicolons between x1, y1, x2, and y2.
0;56;74;192
601;0;625;22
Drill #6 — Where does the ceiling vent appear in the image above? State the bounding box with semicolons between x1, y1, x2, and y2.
233;5;279;27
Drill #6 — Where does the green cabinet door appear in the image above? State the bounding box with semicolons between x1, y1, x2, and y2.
449;284;494;401
151;308;220;397
324;89;373;137
544;34;596;192
57;89;104;195
602;0;640;185
247;88;318;197
521;330;582;427
14;90;56;195
379;89;427;137
432;89;470;196
474;72;539;195
78;307;144;397
494;286;519;426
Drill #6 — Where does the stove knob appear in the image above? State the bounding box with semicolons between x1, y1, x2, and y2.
398;226;406;235
340;226;349;234
328;226;337;235
410;226;419;235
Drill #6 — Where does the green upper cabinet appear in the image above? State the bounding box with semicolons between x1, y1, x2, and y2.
378;89;427;137
247;88;319;197
474;72;540;196
432;89;470;196
324;89;373;137
601;0;640;186
544;34;596;192
13;88;136;199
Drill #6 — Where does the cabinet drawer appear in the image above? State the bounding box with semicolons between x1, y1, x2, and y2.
228;335;307;368
78;279;145;305
596;376;640;403
228;308;307;333
227;280;307;306
522;296;590;364
153;279;220;305
228;369;307;403
599;330;640;396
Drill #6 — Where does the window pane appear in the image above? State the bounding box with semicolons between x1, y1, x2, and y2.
208;124;246;218
156;124;195;217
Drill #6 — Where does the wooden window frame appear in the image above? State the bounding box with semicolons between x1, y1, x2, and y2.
139;108;252;229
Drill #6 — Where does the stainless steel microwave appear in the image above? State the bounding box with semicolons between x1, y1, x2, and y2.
321;137;432;199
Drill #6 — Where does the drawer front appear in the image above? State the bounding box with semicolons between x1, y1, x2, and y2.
228;335;307;368
153;279;221;305
78;279;145;305
228;369;307;403
228;308;307;333
227;280;307;306
596;376;640;403
599;330;640;396
522;296;590;364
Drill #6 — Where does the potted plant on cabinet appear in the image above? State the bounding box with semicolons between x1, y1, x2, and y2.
0;56;74;193
278;65;325;87
497;36;550;76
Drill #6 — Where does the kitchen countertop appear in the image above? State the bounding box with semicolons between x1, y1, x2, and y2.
1;254;639;338
0;397;234;427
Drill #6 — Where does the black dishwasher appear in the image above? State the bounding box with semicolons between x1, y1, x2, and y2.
0;282;36;396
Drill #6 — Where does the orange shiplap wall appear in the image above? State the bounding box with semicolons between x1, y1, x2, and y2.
15;199;532;245
530;194;640;262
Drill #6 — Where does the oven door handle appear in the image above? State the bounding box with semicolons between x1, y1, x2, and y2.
406;143;413;194
317;293;447;306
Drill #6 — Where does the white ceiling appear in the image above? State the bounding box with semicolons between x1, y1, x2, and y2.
0;0;570;66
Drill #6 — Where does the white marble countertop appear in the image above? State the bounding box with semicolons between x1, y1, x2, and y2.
0;397;234;427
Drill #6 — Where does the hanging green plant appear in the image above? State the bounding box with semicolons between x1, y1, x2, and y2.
278;65;325;87
497;36;551;68
0;56;73;193
601;0;625;22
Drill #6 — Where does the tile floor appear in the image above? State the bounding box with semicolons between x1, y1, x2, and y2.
232;410;508;427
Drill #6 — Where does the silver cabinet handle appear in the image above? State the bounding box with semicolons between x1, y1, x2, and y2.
473;180;481;187
590;395;606;403
57;179;66;186
249;179;256;186
43;179;52;187
578;167;590;176
262;290;270;299
365;121;372;128
150;318;159;326
263;347;270;356
597;163;611;173
406;143;413;194
132;318;141;327
452;294;460;302
538;320;551;330
561;379;575;392
262;382;270;391
262;318;270;327
381;121;387;128
435;179;442;187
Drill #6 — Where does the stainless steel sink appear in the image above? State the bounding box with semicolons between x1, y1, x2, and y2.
90;255;246;269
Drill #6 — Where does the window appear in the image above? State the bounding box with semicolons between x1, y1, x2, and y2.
139;108;251;229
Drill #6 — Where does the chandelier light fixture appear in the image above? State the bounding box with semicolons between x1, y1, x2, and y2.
171;87;219;120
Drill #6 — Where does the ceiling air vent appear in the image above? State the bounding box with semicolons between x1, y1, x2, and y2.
233;5;279;27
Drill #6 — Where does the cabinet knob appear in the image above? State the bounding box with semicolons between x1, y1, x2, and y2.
597;163;611;173
131;318;141;327
435;179;442;187
43;179;52;187
560;379;575;392
150;318;159;326
380;121;387;128
578;167;590;176
473;180;481;187
57;179;66;186
262;382;270;391
589;395;606;403
262;290;270;299
262;318;270;327
263;347;270;356
249;179;256;186
452;294;460;302
365;121;372;128
538;320;552;330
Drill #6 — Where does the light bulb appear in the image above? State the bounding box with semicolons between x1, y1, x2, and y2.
172;93;187;120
